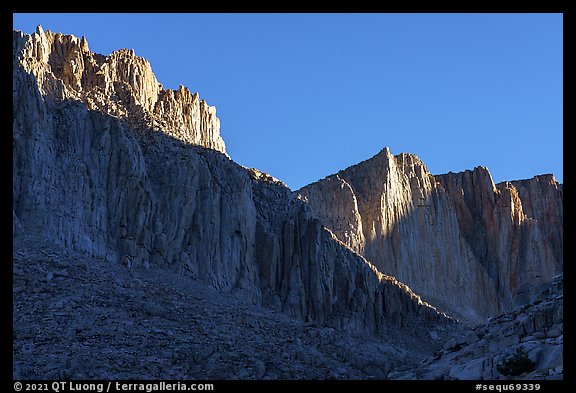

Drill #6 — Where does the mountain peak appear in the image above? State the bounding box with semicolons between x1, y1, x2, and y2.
13;27;226;154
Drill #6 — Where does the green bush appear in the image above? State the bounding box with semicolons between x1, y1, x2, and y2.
497;348;536;376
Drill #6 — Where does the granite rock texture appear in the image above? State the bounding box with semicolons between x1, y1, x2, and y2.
394;275;563;380
299;149;562;322
13;26;563;380
13;235;456;380
13;26;225;153
436;169;562;317
13;27;446;337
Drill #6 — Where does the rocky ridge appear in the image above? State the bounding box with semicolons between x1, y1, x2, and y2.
298;149;563;322
13;25;225;153
13;26;447;342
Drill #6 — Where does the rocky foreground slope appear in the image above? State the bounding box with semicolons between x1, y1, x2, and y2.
396;275;563;380
299;149;562;322
13;233;453;380
13;232;562;380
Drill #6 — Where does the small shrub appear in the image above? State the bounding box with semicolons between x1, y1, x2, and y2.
497;347;536;376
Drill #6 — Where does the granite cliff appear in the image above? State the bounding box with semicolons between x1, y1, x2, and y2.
13;25;225;153
298;149;563;322
13;27;445;338
13;26;562;380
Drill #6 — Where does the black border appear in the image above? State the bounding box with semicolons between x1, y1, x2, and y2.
7;1;569;13
7;1;571;391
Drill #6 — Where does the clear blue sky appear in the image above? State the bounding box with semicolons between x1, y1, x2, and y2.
13;13;563;189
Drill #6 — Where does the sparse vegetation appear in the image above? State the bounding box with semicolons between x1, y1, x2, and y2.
497;348;536;376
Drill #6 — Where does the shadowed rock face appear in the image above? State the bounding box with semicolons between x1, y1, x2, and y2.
436;170;562;315
506;175;563;271
394;275;563;381
299;150;562;322
13;27;447;336
13;235;457;380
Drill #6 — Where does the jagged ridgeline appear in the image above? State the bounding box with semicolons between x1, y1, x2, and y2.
298;150;562;322
13;26;449;335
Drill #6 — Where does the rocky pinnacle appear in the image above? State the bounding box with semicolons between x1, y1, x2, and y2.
13;26;226;153
298;149;563;323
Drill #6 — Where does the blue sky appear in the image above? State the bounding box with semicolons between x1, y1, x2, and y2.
13;13;563;189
